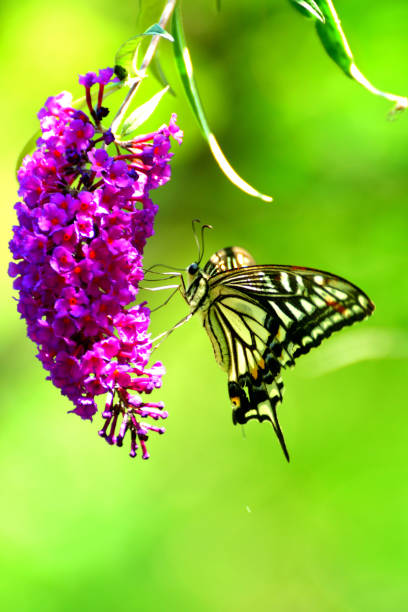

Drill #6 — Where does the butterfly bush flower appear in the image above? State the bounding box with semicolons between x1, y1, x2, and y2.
9;68;183;460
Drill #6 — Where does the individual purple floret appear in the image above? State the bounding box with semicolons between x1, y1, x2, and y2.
9;68;183;460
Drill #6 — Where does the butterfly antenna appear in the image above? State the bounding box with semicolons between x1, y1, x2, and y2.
192;218;201;261
197;223;213;265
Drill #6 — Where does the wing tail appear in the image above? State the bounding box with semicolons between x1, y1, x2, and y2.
228;374;290;461
269;399;290;462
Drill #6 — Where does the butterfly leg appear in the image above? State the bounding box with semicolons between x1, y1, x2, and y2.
151;312;193;351
149;286;181;313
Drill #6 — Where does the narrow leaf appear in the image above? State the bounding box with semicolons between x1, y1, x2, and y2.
289;0;324;23
115;39;143;78
171;6;272;202
143;23;174;42
121;86;170;137
289;0;408;111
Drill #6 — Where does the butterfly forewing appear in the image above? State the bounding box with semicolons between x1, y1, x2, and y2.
198;248;374;460
210;264;374;363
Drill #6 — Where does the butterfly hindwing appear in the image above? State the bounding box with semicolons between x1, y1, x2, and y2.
199;249;374;460
204;288;290;459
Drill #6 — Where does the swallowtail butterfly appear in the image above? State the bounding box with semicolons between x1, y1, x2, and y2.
179;246;374;460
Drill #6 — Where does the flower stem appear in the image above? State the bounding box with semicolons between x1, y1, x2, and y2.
110;0;177;136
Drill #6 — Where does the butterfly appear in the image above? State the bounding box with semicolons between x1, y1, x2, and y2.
175;245;375;461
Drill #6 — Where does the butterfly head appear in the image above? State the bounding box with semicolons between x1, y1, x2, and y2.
187;261;200;277
186;260;204;294
184;260;210;312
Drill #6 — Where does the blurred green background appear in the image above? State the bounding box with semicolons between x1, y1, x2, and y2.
1;1;408;610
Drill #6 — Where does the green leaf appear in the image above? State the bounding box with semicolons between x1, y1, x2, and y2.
120;86;170;137
115;39;144;78
289;0;408;111
289;0;324;23
114;23;173;78
143;23;174;42
171;5;272;203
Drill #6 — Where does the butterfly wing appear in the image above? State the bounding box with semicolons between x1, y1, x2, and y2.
210;263;375;364
203;290;290;459
202;250;374;460
203;246;256;277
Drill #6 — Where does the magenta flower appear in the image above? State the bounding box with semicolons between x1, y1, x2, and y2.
9;69;182;460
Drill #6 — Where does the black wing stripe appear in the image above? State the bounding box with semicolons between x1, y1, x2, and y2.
214;299;289;458
204;246;256;278
212;305;239;381
217;300;271;351
211;269;300;296
216;294;296;371
215;303;258;380
205;306;229;372
218;300;283;372
216;301;254;347
217;294;297;363
215;302;256;367
235;339;249;380
268;301;293;328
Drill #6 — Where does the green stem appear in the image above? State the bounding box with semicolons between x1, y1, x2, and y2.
111;0;177;135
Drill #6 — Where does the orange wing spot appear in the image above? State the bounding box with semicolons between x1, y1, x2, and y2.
326;299;346;314
276;327;285;342
231;397;241;407
258;357;265;370
250;367;258;380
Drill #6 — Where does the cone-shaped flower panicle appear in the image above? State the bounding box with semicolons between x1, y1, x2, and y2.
9;68;182;460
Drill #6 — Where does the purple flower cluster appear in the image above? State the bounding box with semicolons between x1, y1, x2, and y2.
9;68;182;460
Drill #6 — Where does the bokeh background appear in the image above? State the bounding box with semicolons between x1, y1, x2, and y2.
1;1;408;610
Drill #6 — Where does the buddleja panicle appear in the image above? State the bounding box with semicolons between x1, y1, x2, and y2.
9;68;182;460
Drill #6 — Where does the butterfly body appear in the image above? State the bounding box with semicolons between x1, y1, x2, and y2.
183;270;211;314
181;246;374;461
